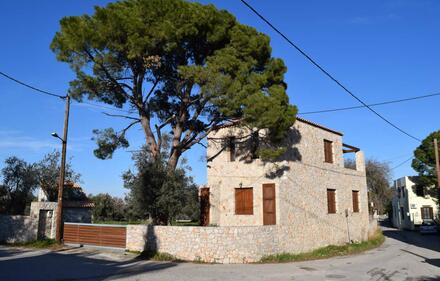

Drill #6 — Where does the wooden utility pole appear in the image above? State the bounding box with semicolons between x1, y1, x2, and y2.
55;95;70;243
434;139;440;208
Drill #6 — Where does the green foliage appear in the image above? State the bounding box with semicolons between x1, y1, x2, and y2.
124;137;200;225
35;151;81;201
89;193;127;221
412;130;440;195
51;0;297;169
259;230;385;263
0;157;38;215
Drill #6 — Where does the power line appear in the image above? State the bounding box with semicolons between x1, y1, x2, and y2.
299;92;440;115
0;71;66;99
0;70;137;115
390;156;414;171
239;0;422;142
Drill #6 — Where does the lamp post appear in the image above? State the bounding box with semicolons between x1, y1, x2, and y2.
52;95;70;243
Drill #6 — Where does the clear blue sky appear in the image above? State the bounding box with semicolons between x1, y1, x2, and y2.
0;0;439;197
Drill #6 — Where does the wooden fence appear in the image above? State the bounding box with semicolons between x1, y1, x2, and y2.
63;223;126;248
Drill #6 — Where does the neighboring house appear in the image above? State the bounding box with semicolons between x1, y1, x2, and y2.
391;176;438;230
33;182;94;239
204;117;370;244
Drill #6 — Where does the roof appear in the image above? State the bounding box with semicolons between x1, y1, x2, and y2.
63;201;95;208
296;117;343;136
209;117;344;137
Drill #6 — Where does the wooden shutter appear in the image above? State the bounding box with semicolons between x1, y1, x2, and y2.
352;190;359;213
324;140;333;163
327;189;336;214
235;188;253;215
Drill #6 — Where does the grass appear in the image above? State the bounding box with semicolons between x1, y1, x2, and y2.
136;251;182;262
172;221;200;226
2;238;59;249
259;229;385;263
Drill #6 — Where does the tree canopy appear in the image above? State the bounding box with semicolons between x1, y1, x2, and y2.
51;0;297;170
412;130;440;194
35;151;81;201
0;157;38;215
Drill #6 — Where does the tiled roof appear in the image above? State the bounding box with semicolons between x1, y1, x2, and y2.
63;201;95;208
296;117;343;136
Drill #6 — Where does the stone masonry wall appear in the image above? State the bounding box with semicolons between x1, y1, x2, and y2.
126;222;379;264
0;215;38;243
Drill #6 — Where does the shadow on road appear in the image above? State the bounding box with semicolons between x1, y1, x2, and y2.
0;247;176;281
381;220;440;270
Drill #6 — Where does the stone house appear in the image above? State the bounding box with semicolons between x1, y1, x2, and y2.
391;176;438;230
205;117;370;244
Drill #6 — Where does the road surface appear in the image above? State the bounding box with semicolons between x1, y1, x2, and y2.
1;226;439;281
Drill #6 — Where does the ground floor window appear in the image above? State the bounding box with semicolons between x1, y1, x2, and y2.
421;206;433;220
352;190;359;213
327;189;336;214
235;188;253;215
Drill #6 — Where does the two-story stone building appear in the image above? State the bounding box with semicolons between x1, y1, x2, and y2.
205;117;370;245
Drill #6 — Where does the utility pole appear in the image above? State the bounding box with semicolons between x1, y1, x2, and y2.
434;139;440;204
55;95;70;243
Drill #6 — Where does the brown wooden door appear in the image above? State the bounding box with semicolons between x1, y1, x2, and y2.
263;184;276;225
200;187;210;226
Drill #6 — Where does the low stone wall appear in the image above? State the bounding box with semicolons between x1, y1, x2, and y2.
126;224;368;264
0;215;37;243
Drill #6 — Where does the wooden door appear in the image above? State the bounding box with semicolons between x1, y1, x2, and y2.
263;184;276;225
200;187;210;226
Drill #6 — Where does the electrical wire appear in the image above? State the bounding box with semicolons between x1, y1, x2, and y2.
0;71;66;99
239;0;421;142
299;92;440;115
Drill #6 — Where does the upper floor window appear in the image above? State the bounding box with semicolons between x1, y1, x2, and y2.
324;140;333;163
250;131;259;159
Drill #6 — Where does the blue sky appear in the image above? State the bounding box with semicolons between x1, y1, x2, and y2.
0;0;439;197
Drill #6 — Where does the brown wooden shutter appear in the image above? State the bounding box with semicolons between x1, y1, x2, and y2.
235;188;253;215
327;189;336;213
352;190;359;212
324;140;333;163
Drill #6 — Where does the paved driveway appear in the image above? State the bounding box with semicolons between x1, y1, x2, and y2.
1;226;439;281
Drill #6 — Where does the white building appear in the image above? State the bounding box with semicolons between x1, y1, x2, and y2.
391;176;438;229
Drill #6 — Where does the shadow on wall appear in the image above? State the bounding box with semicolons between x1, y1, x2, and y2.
0;215;36;243
143;224;158;254
234;127;302;179
0;247;176;281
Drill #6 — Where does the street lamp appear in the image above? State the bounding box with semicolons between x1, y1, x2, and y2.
51;132;64;143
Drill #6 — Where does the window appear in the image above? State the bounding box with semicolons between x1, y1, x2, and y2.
235;188;253;215
402;187;405;198
324;140;333;163
327;189;336;214
352;190;359;213
228;137;236;162
400;207;405;220
421;207;433;220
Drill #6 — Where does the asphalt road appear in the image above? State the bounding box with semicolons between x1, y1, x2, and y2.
1;226;439;281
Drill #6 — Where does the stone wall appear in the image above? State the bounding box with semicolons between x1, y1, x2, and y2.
126;222;372;264
0;215;38;243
